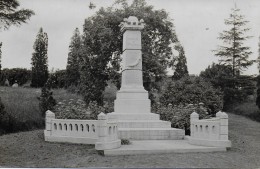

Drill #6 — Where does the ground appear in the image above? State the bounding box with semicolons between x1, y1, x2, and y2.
0;113;260;168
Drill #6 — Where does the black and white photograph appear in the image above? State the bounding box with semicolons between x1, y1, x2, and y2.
0;0;260;168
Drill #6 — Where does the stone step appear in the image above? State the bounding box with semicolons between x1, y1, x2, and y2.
104;140;227;156
118;128;185;140
117;120;171;128
107;112;160;121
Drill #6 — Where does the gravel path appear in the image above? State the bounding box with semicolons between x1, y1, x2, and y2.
0;113;260;168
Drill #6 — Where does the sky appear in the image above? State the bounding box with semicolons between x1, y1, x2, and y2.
0;0;260;75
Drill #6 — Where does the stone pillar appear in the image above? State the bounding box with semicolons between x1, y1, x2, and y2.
217;111;229;140
44;110;55;139
114;16;151;114
190;112;199;137
95;113;121;150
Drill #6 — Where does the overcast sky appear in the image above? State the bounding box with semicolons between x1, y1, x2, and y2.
0;0;260;75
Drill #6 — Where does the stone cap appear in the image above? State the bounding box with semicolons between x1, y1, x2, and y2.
120;16;144;32
46;110;55;118
190;112;199;118
216;111;228;118
98;112;107;120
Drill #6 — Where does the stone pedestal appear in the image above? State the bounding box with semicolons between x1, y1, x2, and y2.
108;16;184;140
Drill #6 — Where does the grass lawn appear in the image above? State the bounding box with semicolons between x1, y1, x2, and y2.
0;113;260;168
0;86;83;134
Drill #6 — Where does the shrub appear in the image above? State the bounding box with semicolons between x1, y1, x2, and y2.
121;139;131;145
38;86;57;117
160;76;223;114
0;68;31;86
154;103;210;134
0;97;10;135
54;100;113;120
45;70;66;89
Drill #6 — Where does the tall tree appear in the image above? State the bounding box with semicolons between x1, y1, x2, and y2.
66;28;81;87
0;42;2;74
31;28;48;87
213;6;253;76
79;0;180;105
0;0;34;30
172;42;189;80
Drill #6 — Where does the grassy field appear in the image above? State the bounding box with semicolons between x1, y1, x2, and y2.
0;113;259;168
0;86;83;135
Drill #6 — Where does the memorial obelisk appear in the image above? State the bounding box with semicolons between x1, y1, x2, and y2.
108;16;184;140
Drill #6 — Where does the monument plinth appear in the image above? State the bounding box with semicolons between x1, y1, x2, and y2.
108;16;185;140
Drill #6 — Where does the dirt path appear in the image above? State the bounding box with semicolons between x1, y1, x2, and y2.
0;113;260;168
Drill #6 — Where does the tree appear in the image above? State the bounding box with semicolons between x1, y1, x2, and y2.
213;6;253;76
258;36;260;73
31;28;49;87
66;28;81;87
79;0;181;105
0;0;34;30
200;63;255;109
172;42;189;80
0;42;2;74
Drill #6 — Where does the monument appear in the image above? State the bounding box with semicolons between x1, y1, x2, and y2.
108;16;185;140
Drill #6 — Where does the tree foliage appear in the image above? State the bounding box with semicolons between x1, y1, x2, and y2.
78;0;181;105
172;42;189;80
0;68;31;86
31;28;49;87
66;28;81;88
0;0;34;30
213;7;253;76
200;63;255;109
0;42;2;74
160;76;223;114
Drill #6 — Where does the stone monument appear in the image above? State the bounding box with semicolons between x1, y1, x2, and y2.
108;16;185;140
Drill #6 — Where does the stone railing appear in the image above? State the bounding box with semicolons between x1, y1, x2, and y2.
44;110;121;150
188;111;231;148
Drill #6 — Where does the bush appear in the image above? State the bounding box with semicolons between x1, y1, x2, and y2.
55;100;113;120
154;103;210;134
0;97;10;135
160;76;223;114
38;86;57;117
0;68;31;86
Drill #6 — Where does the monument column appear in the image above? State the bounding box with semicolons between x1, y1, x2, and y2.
114;16;151;115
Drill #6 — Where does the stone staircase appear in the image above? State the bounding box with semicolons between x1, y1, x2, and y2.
108;112;185;140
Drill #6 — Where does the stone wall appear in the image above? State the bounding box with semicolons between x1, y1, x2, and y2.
188;111;231;148
44;110;121;150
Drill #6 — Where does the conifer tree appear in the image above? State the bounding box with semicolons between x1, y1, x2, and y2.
172;42;189;80
214;6;253;76
66;28;81;87
0;0;34;30
31;28;49;87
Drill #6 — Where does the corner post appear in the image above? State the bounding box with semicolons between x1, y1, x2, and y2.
190;112;199;137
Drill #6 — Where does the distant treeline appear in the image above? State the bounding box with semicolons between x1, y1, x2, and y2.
0;68;66;88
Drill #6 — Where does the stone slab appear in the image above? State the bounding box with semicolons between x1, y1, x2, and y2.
117;120;171;128
187;136;231;147
118;128;185;140
107;112;160;120
44;134;97;144
104;140;227;156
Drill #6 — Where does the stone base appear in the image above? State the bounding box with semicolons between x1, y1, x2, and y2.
119;128;185;140
117;120;171;128
104;140;227;156
107;112;160;121
95;139;121;150
187;136;231;148
44;131;98;144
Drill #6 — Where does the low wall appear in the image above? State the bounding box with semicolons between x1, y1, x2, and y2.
44;110;121;150
188;111;231;148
